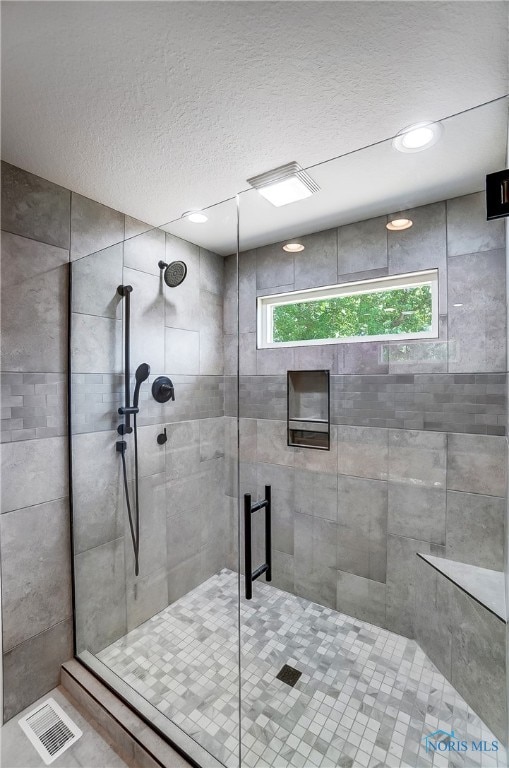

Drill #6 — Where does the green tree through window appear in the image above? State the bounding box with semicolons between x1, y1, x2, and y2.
272;285;432;343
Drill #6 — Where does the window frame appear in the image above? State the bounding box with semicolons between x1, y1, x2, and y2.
257;269;439;349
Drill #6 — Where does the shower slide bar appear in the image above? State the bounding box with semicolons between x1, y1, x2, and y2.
244;486;272;600
116;284;150;577
117;284;134;435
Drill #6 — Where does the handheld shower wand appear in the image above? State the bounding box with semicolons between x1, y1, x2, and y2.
133;362;150;408
117;361;150;577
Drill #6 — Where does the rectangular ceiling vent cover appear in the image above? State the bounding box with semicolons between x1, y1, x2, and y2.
18;697;82;765
247;161;320;194
246;161;320;206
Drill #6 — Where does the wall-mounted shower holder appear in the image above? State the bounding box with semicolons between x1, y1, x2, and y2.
157;428;168;445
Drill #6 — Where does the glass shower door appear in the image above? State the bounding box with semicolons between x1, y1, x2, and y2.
70;197;242;767
237;98;509;768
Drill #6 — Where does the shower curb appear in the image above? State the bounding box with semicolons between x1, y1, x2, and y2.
61;659;193;768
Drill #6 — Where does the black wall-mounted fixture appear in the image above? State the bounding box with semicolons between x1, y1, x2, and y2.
157;427;168;445
133;362;150;408
486;169;509;220
152;376;175;403
158;260;187;288
117;285;133;436
244;486;272;600
116;285;151;578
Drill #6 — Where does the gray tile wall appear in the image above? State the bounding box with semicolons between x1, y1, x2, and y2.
234;372;506;435
69;198;228;657
230;418;506;633
69;373;223;434
230;192;508;643
1;162;229;719
1;162;73;721
1;373;67;442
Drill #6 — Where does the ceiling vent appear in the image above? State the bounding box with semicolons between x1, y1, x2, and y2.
247;162;320;207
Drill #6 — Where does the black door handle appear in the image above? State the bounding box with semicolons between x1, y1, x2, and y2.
244;485;272;599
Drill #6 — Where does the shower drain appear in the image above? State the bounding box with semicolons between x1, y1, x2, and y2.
276;664;302;687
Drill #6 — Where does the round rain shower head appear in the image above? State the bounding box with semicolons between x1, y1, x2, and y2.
158;260;187;288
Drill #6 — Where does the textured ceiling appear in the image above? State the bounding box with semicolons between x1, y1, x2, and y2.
2;1;508;235
166;99;509;254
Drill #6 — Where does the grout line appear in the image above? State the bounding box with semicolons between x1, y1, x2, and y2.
0;494;69;516
1;226;70;254
74;535;126;559
2;616;72;656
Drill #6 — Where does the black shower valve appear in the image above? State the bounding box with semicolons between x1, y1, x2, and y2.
152;376;175;403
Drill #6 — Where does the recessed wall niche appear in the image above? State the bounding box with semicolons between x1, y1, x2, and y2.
287;369;330;450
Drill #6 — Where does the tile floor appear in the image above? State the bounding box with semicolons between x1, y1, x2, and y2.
99;569;506;768
0;686;128;768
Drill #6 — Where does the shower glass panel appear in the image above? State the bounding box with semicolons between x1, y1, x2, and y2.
69;97;508;768
237;97;509;767
69;197;241;767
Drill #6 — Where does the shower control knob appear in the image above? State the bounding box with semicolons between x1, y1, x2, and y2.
152;376;175;403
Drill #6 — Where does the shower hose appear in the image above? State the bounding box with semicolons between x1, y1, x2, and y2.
119;416;140;576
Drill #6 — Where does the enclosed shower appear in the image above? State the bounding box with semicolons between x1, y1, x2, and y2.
68;98;509;768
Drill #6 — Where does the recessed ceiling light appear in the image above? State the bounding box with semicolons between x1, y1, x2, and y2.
453;303;464;308
247;162;320;207
392;121;443;153
386;218;413;231
182;210;208;223
283;242;305;253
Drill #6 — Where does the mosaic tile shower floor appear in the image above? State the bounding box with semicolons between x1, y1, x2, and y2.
98;570;505;768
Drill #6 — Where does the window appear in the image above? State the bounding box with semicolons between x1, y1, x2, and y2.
257;269;439;348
